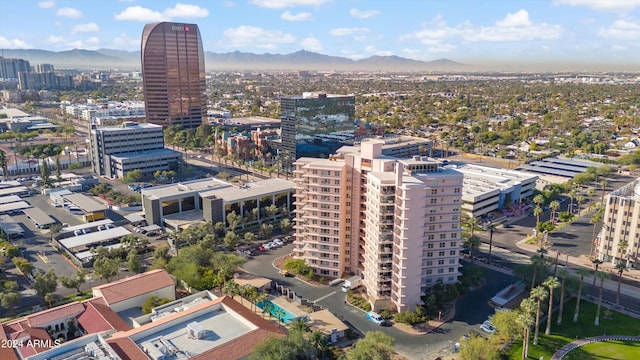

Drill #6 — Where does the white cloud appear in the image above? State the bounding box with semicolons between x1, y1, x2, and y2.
400;10;562;45
47;35;65;43
111;33;140;49
71;22;100;34
553;0;640;12
222;25;297;49
68;36;100;50
56;7;83;18
300;37;322;51
249;0;331;9
38;1;55;8
330;27;369;36
281;11;312;21
164;3;209;18
115;6;166;22
598;19;640;40
349;8;380;19
0;36;31;49
115;3;209;22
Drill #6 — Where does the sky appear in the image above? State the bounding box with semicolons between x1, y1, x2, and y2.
2;0;640;67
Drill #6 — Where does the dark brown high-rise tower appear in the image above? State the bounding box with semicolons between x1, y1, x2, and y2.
141;22;206;128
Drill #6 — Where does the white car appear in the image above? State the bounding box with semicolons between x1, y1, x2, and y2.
263;243;273;250
480;321;496;334
273;238;284;246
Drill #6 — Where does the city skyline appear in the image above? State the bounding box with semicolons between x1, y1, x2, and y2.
2;1;640;70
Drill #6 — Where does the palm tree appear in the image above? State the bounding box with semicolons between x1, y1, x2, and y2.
549;200;560;223
487;223;496;265
0;149;8;179
263;302;274;320
245;286;259;313
463;235;481;264
257;292;269;318
517;297;536;360
466;217;478;238
290;318;310;333
568;190;576;215
594;271;610;326
543;276;560;335
531;286;548;345
599;180;608;204
589;207;604;259
223;280;241;304
591;259;603;291
615;261;628;307
556;268;569;326
531;247;548;289
573;268;589;323
587;187;596;211
533;194;545;209
575;195;584;215
533;206;543;242
273;308;286;329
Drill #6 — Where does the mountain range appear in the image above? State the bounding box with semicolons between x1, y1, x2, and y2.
0;48;468;72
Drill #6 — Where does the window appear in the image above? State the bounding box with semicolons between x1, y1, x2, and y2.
450;241;457;247
438;251;445;256
450;250;457;255
438;259;444;265
439;242;446;248
427;243;434;249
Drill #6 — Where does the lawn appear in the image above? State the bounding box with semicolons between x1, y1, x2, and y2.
509;298;640;359
565;340;640;360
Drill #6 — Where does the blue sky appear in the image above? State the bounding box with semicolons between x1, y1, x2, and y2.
2;0;640;66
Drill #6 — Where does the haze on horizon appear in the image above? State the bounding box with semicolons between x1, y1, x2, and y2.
3;0;640;72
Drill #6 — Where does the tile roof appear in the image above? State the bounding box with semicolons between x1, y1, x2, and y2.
92;269;175;305
0;325;19;360
27;302;85;328
77;301;118;334
14;327;52;358
86;298;131;332
107;337;148;359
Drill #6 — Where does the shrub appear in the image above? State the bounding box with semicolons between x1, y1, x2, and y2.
283;259;312;275
142;295;173;314
12;257;33;275
394;308;429;325
379;308;393;320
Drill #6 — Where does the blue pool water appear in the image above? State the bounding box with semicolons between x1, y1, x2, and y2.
256;300;298;324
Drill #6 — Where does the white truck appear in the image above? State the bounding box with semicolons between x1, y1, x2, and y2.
341;275;362;292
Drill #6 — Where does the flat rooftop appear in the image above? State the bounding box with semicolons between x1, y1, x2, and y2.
142;178;231;199
134;301;255;359
200;178;295;202
0;195;22;205
22;207;56;226
59;227;131;250
109;148;181;160
0;186;28;196
94;122;162;132
62;193;106;213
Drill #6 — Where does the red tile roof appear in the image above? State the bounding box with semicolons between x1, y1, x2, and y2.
77;301;118;334
92;269;175;305
86;298;131;332
27;302;85;328
13;327;52;358
0;325;19;360
106;337;148;360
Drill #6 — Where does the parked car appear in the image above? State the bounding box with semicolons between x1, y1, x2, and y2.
480;321;496;334
273;238;284;246
263;243;273;250
366;311;385;326
257;245;265;252
73;230;83;237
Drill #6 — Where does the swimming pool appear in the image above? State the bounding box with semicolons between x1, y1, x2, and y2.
256;300;298;324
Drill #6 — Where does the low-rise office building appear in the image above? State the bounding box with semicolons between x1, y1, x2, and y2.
142;177;295;230
450;163;538;219
89;121;181;179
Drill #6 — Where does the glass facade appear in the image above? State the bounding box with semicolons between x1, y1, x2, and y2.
141;22;206;128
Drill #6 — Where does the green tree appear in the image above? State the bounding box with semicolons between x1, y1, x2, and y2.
556;268;569;326
224;231;240;249
44;293;55;308
127;249;141;273
40;158;51;187
517;297;536;360
489;309;520;341
273;308;286;329
594;271;610;326
0;149;8;179
59;270;86;294
531;285;548;345
33;269;58;298
345;331;395;360
463;235;481;264
459;334;500;360
142;295;173;314
1;292;20;313
93;256;119;283
543;276;560;335
244;231;257;243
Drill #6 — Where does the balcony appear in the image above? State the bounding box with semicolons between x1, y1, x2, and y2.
380;246;393;254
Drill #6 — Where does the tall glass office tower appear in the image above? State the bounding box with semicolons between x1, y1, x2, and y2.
141;22;206;128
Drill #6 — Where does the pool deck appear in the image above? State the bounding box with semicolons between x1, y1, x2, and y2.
270;296;309;319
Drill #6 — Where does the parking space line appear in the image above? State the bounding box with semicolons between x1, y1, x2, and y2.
312;291;337;303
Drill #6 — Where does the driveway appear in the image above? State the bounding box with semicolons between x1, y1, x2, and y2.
241;244;515;360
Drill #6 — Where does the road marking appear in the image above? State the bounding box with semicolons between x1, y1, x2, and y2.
312;291;338;303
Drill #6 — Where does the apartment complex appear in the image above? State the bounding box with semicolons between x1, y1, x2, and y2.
293;141;463;311
141;22;206;128
280;92;355;166
89;121;181;178
596;177;640;269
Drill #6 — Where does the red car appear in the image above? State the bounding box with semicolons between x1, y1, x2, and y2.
257;245;265;252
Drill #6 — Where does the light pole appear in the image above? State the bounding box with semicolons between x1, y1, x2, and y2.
488;225;494;265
